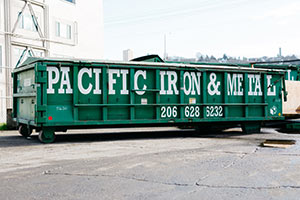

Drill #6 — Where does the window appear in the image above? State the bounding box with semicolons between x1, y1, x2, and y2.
18;12;37;32
55;22;60;37
55;21;72;39
33;50;44;57
13;47;26;68
64;0;75;3
13;47;45;67
67;25;71;39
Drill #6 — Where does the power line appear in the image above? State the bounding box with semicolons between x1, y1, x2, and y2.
105;0;218;22
104;0;249;26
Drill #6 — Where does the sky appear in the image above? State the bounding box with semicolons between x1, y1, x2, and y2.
103;0;300;60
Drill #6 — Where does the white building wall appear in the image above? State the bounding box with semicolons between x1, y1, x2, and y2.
47;0;103;58
0;0;104;123
0;0;6;123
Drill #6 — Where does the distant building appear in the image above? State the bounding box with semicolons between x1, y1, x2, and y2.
0;0;104;123
123;49;133;61
278;47;282;57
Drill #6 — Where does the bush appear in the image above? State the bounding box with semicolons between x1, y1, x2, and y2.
0;123;7;130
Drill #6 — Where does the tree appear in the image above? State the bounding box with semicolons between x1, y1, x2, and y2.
210;55;216;60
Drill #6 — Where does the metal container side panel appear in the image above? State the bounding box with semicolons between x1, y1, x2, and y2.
17;69;36;94
45;62;74;124
13;67;36;123
266;73;283;118
40;62;284;127
258;66;300;116
226;72;245;118
251;64;300;116
134;69;156;120
16;98;35;121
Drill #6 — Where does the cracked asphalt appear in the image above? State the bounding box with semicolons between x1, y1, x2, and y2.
1;127;300;200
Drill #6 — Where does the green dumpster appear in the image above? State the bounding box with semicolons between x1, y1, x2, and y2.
12;57;286;143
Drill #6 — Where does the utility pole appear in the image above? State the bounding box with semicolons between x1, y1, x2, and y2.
279;47;282;57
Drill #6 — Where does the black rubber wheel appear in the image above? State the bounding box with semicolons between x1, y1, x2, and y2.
38;130;56;143
18;125;32;137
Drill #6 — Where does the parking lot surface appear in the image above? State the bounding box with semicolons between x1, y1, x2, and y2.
1;127;300;200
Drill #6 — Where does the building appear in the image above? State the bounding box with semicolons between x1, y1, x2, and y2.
123;49;133;61
0;0;104;123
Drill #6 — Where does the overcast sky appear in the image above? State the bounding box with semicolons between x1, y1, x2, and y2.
103;0;300;60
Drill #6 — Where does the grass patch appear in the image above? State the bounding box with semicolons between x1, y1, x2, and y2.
0;123;7;130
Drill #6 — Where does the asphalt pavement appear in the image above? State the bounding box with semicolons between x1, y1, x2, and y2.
1;127;300;200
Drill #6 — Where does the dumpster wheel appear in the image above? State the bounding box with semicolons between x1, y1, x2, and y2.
38;129;56;143
18;125;32;137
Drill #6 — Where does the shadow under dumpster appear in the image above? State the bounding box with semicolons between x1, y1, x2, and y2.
0;127;267;147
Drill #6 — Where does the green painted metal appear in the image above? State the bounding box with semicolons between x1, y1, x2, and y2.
12;57;286;142
241;122;261;134
286;122;300;130
131;55;164;63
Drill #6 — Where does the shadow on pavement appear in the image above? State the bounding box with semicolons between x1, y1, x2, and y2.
0;128;261;147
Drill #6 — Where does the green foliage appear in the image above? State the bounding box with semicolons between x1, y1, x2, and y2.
0;123;7;130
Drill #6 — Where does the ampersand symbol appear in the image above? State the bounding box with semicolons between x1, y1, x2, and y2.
208;73;220;96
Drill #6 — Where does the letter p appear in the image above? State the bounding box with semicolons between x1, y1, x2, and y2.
47;67;60;94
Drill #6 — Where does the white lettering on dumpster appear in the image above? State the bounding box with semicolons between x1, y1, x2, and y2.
47;67;60;94
93;68;102;94
267;75;276;96
78;68;102;95
108;69;119;95
248;74;262;96
287;70;294;81
107;69;129;95
120;69;129;95
160;71;179;95
227;73;243;96
46;66;277;98
78;68;93;95
183;72;201;95
207;73;220;96
167;71;179;95
134;70;147;95
160;71;166;95
58;67;73;94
